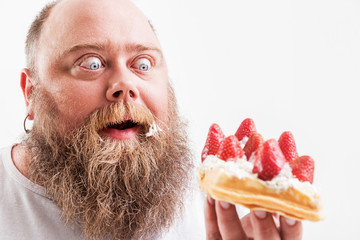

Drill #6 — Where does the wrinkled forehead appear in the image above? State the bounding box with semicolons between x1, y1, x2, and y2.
38;0;159;67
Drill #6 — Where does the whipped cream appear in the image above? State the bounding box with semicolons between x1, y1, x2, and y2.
198;155;319;197
198;155;254;179
145;122;162;137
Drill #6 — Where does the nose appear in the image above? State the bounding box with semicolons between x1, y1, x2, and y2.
106;70;139;102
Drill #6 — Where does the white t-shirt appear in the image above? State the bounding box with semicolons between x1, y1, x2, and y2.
0;145;207;240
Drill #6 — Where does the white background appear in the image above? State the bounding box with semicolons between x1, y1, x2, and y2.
0;0;359;239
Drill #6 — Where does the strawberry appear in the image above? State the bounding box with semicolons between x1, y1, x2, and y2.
243;133;264;160
251;147;263;174
252;139;286;181
217;135;244;161
201;123;225;161
290;155;315;183
278;131;299;163
235;118;257;142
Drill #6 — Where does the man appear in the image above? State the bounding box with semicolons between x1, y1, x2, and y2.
0;0;303;239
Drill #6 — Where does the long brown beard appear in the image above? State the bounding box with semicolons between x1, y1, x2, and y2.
23;86;193;240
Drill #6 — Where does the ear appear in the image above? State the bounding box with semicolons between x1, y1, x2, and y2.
20;68;35;120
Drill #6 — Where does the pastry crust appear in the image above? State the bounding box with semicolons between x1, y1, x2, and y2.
198;168;324;221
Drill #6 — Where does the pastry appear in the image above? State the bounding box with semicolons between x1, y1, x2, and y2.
197;119;324;221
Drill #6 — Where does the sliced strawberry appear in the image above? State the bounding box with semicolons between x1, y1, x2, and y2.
243;133;264;160
278;131;299;163
201;123;225;161
252;139;286;181
235;118;257;142
217;135;244;161
291;155;315;183
251;147;263;174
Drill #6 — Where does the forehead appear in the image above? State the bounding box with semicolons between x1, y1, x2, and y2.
38;0;159;64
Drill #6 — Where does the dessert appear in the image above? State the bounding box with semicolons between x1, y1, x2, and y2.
197;119;324;221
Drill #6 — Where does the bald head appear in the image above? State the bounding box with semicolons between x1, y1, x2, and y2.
26;0;157;78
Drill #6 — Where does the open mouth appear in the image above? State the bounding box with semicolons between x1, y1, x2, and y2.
106;120;138;131
100;120;140;140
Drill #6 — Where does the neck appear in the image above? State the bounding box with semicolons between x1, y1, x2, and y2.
11;144;30;178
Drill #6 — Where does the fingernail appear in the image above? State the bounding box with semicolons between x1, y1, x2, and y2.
219;201;230;209
285;218;297;226
207;196;214;206
254;210;267;219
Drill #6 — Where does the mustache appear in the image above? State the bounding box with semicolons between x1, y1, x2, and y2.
82;101;159;135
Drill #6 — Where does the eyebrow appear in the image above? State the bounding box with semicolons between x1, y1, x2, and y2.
62;42;106;55
125;43;163;57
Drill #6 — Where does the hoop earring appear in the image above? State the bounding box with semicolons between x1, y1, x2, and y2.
24;114;31;134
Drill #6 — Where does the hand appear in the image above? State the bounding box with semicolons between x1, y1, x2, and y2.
204;196;303;240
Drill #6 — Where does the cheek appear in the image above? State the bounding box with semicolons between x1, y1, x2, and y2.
50;83;106;126
141;83;169;124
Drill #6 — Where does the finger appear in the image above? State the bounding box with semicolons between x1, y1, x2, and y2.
279;216;302;240
240;213;253;238
215;201;247;239
250;210;280;240
204;196;222;240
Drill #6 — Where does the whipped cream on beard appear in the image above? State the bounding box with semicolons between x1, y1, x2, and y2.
146;122;163;137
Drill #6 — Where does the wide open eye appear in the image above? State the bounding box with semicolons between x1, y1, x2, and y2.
79;56;103;70
132;57;152;72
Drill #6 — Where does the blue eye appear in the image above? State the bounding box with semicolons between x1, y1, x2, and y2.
139;63;149;71
133;58;152;72
80;56;102;70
